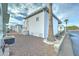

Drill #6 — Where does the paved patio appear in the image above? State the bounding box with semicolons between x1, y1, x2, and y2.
7;33;56;56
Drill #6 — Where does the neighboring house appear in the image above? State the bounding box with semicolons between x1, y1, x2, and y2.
6;23;23;33
7;13;24;33
23;7;62;39
14;24;23;33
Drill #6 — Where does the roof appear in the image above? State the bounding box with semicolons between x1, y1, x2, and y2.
25;6;62;24
25;7;48;19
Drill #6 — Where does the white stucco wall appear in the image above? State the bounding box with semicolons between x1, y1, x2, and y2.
26;11;45;38
44;11;49;39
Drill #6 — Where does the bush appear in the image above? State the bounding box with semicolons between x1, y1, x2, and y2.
66;26;79;30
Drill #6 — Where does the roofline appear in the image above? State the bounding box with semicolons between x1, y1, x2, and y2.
24;7;48;19
24;7;62;24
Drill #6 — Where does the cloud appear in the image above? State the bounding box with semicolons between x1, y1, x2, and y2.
53;3;79;20
53;3;79;34
9;17;24;25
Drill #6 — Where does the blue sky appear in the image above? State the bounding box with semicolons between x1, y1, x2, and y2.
8;4;43;25
53;3;79;34
53;3;79;26
8;3;79;35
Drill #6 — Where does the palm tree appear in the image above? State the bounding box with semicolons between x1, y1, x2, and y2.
47;3;55;42
64;19;68;32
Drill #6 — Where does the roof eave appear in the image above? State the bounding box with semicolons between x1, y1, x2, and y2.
24;7;48;19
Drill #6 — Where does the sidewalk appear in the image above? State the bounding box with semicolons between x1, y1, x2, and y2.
58;33;74;56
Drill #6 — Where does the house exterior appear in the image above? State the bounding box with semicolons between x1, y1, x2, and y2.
23;7;50;39
6;23;23;33
23;7;62;39
14;24;23;33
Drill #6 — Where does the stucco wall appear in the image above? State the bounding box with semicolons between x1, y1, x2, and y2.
44;11;49;39
26;11;45;38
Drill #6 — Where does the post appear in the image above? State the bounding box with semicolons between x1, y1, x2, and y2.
58;23;61;39
2;3;10;35
58;23;63;39
64;19;68;33
47;3;55;42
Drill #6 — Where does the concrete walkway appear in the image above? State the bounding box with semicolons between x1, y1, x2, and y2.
58;33;74;56
7;33;56;56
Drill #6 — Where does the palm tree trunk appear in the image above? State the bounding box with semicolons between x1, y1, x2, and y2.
47;3;55;42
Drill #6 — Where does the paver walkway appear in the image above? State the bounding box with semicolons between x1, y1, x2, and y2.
7;33;56;56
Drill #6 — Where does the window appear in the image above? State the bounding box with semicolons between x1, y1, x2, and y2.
36;17;39;22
